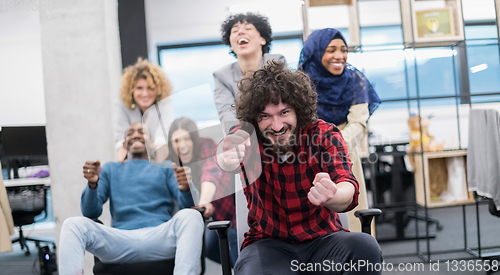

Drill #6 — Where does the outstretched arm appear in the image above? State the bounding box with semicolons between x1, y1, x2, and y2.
215;129;251;172
81;161;109;218
308;173;355;212
308;125;359;212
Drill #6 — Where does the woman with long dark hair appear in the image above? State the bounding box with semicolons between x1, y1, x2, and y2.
167;117;238;267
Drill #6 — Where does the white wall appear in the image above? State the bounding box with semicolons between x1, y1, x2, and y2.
0;9;46;126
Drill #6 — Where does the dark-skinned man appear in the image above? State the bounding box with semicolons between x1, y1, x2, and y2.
58;122;203;275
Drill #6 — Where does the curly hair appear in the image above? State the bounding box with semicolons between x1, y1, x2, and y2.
221;12;273;58
119;58;173;109
235;60;318;130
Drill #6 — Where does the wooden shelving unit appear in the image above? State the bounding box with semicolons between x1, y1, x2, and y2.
401;0;465;47
413;150;475;208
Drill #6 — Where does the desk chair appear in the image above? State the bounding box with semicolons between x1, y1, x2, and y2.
208;209;381;275
93;208;207;275
208;176;382;275
8;184;55;256
364;143;442;241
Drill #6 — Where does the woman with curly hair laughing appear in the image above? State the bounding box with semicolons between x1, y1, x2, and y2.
115;58;173;161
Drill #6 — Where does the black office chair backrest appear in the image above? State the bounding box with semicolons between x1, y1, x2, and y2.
8;185;46;226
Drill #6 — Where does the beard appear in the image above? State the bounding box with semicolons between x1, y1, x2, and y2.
261;124;297;156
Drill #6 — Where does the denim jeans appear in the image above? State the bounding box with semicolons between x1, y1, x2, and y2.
58;208;204;275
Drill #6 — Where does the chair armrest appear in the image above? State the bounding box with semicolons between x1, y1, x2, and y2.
208;221;232;275
354;208;382;235
207;220;231;231
354;208;382;218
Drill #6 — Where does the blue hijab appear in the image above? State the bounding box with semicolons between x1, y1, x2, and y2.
299;28;381;126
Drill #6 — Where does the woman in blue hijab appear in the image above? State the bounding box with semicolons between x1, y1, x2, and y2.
299;28;381;233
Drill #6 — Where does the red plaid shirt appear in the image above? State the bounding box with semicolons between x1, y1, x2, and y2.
218;119;359;249
198;138;236;227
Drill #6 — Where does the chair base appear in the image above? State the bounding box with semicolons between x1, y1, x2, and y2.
12;227;56;256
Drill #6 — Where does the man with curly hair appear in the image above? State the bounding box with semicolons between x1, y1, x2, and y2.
215;61;383;274
115;58;174;161
211;12;285;268
214;12;285;129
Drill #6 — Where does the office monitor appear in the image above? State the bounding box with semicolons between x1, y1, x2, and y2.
1;126;49;178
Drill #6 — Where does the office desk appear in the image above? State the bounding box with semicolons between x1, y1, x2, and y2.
4;177;51;188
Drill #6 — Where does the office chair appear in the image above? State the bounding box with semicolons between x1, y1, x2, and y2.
9;184;56;256
209;177;382;275
93;207;207;275
364;143;442;241
208;208;382;275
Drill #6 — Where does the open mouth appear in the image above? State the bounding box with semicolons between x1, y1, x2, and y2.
330;62;344;69
238;38;249;45
267;128;288;140
129;140;145;147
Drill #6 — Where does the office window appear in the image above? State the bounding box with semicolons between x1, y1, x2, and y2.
158;37;303;124
467;44;500;94
462;0;496;22
465;25;498;40
464;25;500;95
159;44;235;123
308;5;351;44
414;47;457;98
408;98;461;150
356;46;460;101
360;25;404;46
270;37;303;69
368;100;411;145
470;94;500;104
358;0;403;46
358;49;408;101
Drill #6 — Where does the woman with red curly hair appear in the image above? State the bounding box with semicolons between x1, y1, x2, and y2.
115;58;173;161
